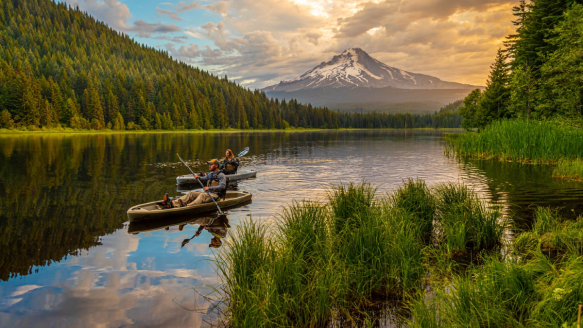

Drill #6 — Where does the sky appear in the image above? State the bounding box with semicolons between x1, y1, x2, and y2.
63;0;518;89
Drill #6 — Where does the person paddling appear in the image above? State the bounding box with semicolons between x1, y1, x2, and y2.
163;159;227;208
220;149;239;175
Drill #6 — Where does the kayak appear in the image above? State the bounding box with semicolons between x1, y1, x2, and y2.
176;170;257;185
126;191;252;222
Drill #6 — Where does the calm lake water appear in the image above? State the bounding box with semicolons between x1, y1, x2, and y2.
1;130;583;327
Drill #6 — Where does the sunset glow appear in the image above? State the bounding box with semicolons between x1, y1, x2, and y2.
65;0;517;88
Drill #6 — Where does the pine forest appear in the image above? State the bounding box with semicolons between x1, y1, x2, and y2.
0;0;460;131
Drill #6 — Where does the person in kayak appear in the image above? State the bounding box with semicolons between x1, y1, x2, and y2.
163;159;227;208
220;149;239;175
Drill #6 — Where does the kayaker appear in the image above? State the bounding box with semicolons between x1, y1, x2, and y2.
220;149;239;175
163;159;227;208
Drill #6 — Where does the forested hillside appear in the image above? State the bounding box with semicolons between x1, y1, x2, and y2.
0;0;460;131
459;0;583;129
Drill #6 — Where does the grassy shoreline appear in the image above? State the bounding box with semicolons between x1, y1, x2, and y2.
214;180;506;326
446;119;583;181
0;127;463;135
213;181;583;327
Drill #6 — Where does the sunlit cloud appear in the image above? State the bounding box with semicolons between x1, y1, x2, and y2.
66;0;518;89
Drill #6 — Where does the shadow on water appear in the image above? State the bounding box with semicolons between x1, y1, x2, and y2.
458;157;583;229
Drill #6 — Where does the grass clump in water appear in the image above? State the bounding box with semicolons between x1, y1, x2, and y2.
433;182;505;256
390;178;436;241
215;180;509;327
407;256;537;327
448;119;583;163
514;207;583;256
552;158;583;181
407;208;583;328
217;181;431;327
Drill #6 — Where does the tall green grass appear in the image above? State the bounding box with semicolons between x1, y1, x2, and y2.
514;207;583;256
390;178;436;241
216;180;508;327
448;119;583;163
434;183;505;255
552;158;583;181
408;208;583;328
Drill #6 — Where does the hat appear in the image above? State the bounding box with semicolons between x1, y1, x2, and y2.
207;158;220;165
209;237;223;248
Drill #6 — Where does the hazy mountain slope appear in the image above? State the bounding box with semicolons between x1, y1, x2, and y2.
263;48;479;112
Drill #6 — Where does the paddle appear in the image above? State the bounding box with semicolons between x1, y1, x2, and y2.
177;153;225;218
237;147;249;158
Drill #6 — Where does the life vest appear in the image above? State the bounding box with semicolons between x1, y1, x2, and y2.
205;172;227;198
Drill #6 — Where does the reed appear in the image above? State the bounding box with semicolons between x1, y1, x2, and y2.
514;207;583;256
433;182;505;255
553;158;583;181
390;178;436;240
408;207;583;328
407;256;536;327
449;119;583;163
327;181;377;233
216;182;431;326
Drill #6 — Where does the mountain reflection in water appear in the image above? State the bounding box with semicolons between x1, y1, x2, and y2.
0;130;582;327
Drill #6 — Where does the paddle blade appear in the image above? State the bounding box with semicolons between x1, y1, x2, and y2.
237;147;249;157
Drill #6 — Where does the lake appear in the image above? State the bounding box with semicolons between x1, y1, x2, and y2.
1;130;582;327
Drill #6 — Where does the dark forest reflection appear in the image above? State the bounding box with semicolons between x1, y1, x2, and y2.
0;132;316;281
0;130;433;281
459;158;583;228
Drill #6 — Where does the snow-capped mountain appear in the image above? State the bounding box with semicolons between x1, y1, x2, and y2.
263;48;476;92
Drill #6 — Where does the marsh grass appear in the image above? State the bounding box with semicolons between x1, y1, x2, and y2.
514;207;583;257
390;178;436;241
216;180;509;327
552;158;583;181
408;207;583;328
434;183;505;256
448;119;583;163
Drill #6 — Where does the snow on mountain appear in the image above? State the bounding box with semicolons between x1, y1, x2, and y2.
263;48;476;92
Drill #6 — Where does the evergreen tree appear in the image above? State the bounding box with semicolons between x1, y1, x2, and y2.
478;49;511;126
458;89;483;130
509;63;537;120
537;4;583;117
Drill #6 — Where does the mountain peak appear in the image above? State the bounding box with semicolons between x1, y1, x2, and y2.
263;48;477;92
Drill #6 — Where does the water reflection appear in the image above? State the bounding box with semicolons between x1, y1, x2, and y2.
128;213;234;250
1;130;582;327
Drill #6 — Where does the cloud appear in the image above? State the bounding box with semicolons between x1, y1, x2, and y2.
128;20;181;38
65;0;132;30
206;1;229;15
67;0;519;89
153;35;190;43
174;1;201;12
156;7;182;21
65;0;182;37
306;32;322;46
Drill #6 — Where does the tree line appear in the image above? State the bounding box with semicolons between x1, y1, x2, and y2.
459;0;583;129
0;0;460;131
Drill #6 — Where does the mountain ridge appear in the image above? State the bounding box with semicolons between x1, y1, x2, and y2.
263;48;479;92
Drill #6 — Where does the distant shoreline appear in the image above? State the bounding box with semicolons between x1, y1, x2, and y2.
0;127;464;135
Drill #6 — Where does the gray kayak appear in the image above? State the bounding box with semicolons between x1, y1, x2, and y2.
176;170;257;185
127;191;252;222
